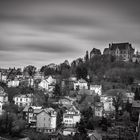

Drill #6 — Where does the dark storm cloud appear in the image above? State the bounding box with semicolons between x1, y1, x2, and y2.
0;0;140;67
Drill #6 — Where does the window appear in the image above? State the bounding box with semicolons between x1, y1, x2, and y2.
20;98;22;102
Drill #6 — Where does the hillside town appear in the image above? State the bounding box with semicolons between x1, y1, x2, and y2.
0;43;140;140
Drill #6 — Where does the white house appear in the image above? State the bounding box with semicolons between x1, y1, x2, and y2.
38;79;49;90
90;85;102;96
36;108;57;133
100;95;115;114
13;94;33;107
74;79;88;90
7;78;20;87
38;76;56;91
45;76;56;85
63;106;81;127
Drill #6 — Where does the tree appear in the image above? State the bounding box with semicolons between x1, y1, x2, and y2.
53;84;61;97
76;64;88;80
11;119;26;136
23;65;36;87
84;51;89;62
112;92;123;120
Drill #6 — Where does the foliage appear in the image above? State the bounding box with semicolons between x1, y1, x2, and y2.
53;84;61;97
112;92;123;120
6;87;20;103
76;64;88;80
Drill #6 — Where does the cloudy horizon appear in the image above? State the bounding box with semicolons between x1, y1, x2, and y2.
0;0;140;68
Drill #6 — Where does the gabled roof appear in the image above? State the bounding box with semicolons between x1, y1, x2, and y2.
37;107;56;115
23;106;42;112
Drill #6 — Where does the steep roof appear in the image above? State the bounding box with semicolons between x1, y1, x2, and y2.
90;48;101;54
109;42;134;50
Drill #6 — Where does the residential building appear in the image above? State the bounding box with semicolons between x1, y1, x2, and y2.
38;76;56;91
103;42;135;61
59;96;76;107
94;102;103;117
90;85;102;96
0;86;8;115
36;108;57;133
7;78;20;87
74;79;88;90
123;92;135;104
63;106;81;127
62;128;76;136
23;106;42;127
90;48;101;59
38;79;49;90
13;94;33;107
100;95;115;115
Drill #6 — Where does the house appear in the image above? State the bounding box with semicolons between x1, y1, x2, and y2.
36;108;57;133
100;95;115;115
63;106;81;127
0;86;8;115
59;96;76;107
74;79;88;90
103;42;135;61
23;106;42;127
132;100;140;114
59;98;73;107
13;94;33;107
38;79;49;90
94;102;103;117
90;48;101;59
62;128;76;136
123;92;135;104
45;76;56;85
38;76;56;91
7;78;20;87
90;85;102;96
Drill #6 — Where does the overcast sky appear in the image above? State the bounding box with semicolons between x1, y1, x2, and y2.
0;0;140;68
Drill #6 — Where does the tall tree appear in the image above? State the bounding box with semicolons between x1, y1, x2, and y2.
23;65;36;87
84;51;89;62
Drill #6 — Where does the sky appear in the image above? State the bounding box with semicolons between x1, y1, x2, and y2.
0;0;140;68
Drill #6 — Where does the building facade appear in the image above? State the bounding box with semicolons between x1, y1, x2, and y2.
103;42;135;61
74;79;88;90
13;94;33;107
36;108;57;133
63;106;81;127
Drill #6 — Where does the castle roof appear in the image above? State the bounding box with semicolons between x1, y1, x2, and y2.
109;42;134;50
